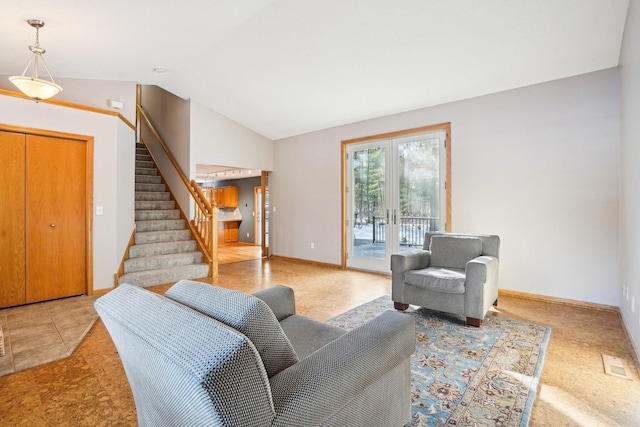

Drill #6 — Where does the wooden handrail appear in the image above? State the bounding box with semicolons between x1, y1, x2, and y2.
137;104;218;277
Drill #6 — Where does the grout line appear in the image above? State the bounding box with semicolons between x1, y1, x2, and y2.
46;303;73;356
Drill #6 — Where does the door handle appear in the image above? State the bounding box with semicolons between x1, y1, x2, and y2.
393;210;397;225
50;224;56;228
386;209;390;224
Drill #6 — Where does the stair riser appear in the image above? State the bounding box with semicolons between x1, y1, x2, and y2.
135;210;180;221
128;240;197;258
135;201;176;210
124;252;204;273
135;230;191;244
136;155;151;162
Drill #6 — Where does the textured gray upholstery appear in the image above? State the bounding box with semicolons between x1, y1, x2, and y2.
95;284;275;427
166;280;298;377
97;281;415;426
429;235;482;269
393;232;500;326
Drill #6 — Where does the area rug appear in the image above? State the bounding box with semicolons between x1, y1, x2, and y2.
325;295;551;427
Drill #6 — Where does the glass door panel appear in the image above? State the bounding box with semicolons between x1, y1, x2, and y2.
347;143;389;271
394;134;444;254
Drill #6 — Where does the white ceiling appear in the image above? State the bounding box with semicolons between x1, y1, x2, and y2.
1;0;629;140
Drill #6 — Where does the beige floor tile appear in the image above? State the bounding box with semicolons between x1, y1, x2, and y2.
13;341;68;371
11;330;65;354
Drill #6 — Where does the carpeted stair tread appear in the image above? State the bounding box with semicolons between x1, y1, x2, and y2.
135;167;159;176
128;240;197;258
123;251;204;273
134;229;192;244
136;160;154;169
136;219;186;232
135;200;176;210
118;263;210;287
135;191;170;201
135;175;162;184
135;209;180;221
136;183;165;192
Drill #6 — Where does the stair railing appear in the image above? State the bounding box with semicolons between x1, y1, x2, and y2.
136;105;218;277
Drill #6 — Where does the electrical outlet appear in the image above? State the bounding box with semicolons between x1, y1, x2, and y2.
311;242;315;249
247;233;250;238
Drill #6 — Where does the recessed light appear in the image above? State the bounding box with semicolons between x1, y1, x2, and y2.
153;67;168;73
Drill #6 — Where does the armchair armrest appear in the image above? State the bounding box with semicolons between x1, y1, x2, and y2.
464;256;500;319
252;285;296;321
391;250;430;295
269;311;415;425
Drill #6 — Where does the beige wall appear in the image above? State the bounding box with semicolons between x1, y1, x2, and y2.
619;0;640;358
272;69;620;306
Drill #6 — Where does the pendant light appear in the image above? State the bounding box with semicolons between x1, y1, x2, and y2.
9;19;63;101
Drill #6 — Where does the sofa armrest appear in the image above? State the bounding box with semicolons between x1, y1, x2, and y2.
464;256;499;318
269;310;415;425
252;285;296;321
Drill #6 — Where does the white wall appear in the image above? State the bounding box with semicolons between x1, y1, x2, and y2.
0;76;137;125
190;100;273;173
0;94;135;292
619;0;640;358
272;69;620;306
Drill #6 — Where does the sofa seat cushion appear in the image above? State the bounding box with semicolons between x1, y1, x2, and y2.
280;315;346;359
165;280;299;377
429;235;482;269
404;267;466;294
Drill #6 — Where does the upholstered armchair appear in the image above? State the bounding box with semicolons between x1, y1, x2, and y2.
95;280;415;427
391;232;500;327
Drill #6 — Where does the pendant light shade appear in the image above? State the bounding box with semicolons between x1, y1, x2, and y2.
9;19;63;101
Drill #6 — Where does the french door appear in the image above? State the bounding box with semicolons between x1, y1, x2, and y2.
345;127;448;272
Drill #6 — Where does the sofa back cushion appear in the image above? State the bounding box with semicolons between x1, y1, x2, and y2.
429;235;482;269
166;280;299;377
95;284;275;427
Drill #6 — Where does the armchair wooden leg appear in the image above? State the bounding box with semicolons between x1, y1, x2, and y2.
493;298;498;307
394;302;409;311
466;317;482;327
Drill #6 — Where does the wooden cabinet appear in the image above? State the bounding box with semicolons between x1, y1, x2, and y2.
217;221;240;243
0;129;88;308
203;185;238;208
224;221;239;242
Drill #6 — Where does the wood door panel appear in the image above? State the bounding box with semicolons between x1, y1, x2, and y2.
0;131;26;307
26;135;86;303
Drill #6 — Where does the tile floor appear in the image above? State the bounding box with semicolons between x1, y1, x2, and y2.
0;294;99;376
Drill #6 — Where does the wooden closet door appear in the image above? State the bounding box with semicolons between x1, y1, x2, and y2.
0;131;26;307
25;134;86;303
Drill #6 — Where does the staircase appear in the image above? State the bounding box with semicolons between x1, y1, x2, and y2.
117;143;210;287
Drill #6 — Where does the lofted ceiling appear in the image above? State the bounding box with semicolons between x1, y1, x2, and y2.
1;0;629;140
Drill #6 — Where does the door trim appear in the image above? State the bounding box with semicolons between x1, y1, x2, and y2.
0;124;94;296
341;123;451;268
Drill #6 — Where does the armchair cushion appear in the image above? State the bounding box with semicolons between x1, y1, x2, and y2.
404;267;466;294
166;280;298;378
429;235;482;269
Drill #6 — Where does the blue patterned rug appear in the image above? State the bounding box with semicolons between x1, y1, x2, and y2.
325;295;551;427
